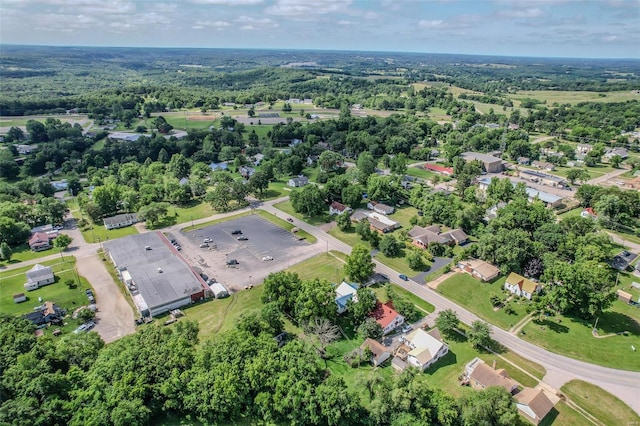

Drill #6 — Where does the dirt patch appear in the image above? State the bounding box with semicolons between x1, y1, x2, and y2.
187;114;219;121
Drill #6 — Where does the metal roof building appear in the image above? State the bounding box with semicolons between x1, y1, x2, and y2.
103;232;209;317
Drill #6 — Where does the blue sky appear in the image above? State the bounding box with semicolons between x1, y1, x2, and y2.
1;0;639;58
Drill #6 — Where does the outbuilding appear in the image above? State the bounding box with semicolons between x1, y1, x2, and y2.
209;282;229;299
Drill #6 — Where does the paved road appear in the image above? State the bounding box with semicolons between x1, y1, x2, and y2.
586;168;628;186
264;203;640;415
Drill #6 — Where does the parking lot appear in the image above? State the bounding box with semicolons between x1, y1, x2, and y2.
170;214;321;292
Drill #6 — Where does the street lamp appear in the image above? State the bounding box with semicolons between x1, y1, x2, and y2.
249;275;252;288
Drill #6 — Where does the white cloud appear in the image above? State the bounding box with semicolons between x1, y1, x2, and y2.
498;8;545;19
32;0;136;15
189;0;263;4
418;14;481;30
266;0;352;16
235;15;279;30
337;20;352;25
419;19;445;29
193;20;231;29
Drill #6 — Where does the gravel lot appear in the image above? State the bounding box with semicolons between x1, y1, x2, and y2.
172;214;320;292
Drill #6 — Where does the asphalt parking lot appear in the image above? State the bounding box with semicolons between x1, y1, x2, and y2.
171;214;320;292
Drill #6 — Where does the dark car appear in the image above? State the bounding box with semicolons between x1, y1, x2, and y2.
226;259;239;265
399;274;409;281
231;230;242;235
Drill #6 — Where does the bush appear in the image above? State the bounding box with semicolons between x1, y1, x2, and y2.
343;348;367;368
65;279;77;289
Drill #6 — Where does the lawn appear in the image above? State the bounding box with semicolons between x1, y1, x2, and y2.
371;284;435;315
406;166;437;180
255;179;290;201
521;305;640;371
274;200;330;225
551;164;617;180
0;243;58;267
539;402;591;426
560;380;640;426
145;200;216;230
389;205;419;229
254;210;317;243
79;222;138;244
286;252;345;282
0;257;91;316
437;273;530;330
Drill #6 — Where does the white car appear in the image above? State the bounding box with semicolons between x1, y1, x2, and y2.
262;256;274;261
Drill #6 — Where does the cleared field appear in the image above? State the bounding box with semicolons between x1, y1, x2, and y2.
512;90;640;105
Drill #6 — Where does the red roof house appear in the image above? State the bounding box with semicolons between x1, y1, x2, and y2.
370;301;405;335
28;232;53;252
424;164;454;176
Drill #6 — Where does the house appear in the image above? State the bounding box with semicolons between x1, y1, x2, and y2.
108;132;143;142
104;213;139;230
531;160;555;171
28;232;53;252
484;202;507;222
51;180;68;191
458;259;500;282
576;144;593;154
14;144;36;155
394;328;448;372
604;147;629;160
329;201;352;216
460;152;503;173
288;176;309;187
24;264;55;291
360;338;392;366
13;293;27;303
504;272;541;300
350;210;369;223
525;188;563;208
335;281;359;314
443;228;469;245
178;177;189;186
609;251;638;271
580;207;597;219
23;301;63;326
423;163;454;175
239;166;255;178
464;357;518;393
409;225;467;248
208;162;229;172
306;155;318;166
367;201;395;215
31;224;55;234
367;213;400;233
517;157;531;165
253;153;264;166
519;170;566;187
371;301;404;335
515;388;555;425
616;289;633;304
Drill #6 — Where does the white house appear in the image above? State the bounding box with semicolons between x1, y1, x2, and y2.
515;388;555;425
367;201;395;215
335;281;359;314
104;213;139;230
360;338;392;367
24;264;55;291
329;201;352;216
288;176;309;187
504;272;541;300
371;301;404;335
399;328;448;371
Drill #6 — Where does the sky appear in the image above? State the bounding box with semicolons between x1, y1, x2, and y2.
1;0;639;58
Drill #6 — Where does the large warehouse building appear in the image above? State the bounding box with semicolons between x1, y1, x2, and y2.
104;232;210;317
460;152;503;173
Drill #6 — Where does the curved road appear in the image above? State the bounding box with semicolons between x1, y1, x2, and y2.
261;203;640;414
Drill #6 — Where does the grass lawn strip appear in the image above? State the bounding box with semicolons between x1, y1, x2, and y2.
0;243;58;267
437;273;529;330
273;200;330;225
560;380;640;426
254;210;317;243
181;211;252;232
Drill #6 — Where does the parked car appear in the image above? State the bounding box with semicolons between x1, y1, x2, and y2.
287;218;294;223
199;243;209;248
399;274;409;281
203;238;213;243
226;259;239;265
74;321;95;334
401;324;413;333
262;256;273;261
231;229;242;235
237;236;248;241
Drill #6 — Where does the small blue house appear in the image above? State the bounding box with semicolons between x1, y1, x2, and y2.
335;281;359;314
208;162;229;171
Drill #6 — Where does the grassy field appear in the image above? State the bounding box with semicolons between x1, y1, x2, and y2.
389;205;419;229
79;222;138;244
551;164;617;180
0;243;58;267
181;211;251;233
560;380;640;426
406;166;437;180
286;252;345;282
521;304;640;371
144;200;216;230
371;284;435;315
255;179;290;200
254;210;317;243
0;257;91;316
274;200;331;225
437;273;530;330
539;401;590;426
511;90;640;105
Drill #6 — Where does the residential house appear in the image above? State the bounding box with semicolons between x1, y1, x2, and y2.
580;207;597;219
24;264;55;291
28;232;54;252
208;162;229;172
367;213;400;233
51;180;68;191
287;176;309;187
504;272;541;300
609;251;638;272
576;144;593;154
423;163;454;175
531;160;555;171
360;338;392;366
515;388;555;425
367;201;395;215
253;153;264;166
517;157;531;165
464;357;518;393
458;259;500;282
371;301;404;335
349;210;369;223
408;225;468;248
23;301;63;326
460;152;503;173
484;202;507;222
239;166;255;178
393;328;448;372
104;213;139;230
329;201;352;216
108;132;143;142
335;281;359;314
604;147;629;161
15;144;36;155
445;228;469;245
525;188;563;208
178;177;189;186
13;293;27;303
306;155;318;166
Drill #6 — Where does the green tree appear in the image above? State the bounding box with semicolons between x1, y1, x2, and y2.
435;309;460;338
389;153;408;175
248;170;269;194
344;244;375;283
290;185;326;216
461;386;518;426
357;317;384;340
379;234;402;257
566;168;590;185
0;241;12;261
53;234;73;259
341;184;364;208
356;152;377;184
295;278;336;323
167;153;190;179
318;150;344;173
138;202;169;227
348;287;377;325
467;320;492;349
406;250;425;270
610;155;623;168
336;211;352;231
262;271;301;316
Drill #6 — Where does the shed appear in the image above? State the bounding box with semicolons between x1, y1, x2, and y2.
209;282;229;298
616;290;632;304
13;293;27;303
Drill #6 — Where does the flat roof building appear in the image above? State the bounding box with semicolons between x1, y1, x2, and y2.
460;152;503;173
104;232;209;317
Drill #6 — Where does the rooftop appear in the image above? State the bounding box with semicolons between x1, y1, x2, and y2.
460;151;502;164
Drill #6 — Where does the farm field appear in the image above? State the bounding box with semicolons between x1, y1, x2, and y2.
511;90;640;105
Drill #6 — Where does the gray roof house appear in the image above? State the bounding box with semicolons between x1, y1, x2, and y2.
24;264;55;291
288;176;309;187
104;213;139;230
